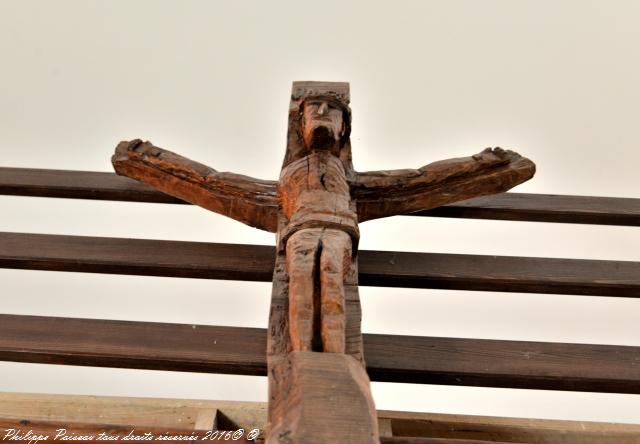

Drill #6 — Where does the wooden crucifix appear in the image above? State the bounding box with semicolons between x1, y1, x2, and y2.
111;81;535;443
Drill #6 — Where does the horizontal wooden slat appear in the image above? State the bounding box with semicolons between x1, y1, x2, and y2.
0;167;185;204
415;192;640;226
0;232;275;282
1;232;638;296
380;409;640;444
2;167;639;226
1;314;639;394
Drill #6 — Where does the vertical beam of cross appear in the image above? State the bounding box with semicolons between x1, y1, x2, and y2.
266;82;379;443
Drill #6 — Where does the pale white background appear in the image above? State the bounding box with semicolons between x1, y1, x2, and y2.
1;0;639;424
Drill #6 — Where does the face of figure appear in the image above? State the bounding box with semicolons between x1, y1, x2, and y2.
301;99;345;153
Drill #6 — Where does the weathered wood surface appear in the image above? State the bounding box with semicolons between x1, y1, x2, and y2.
0;419;256;443
2;416;524;444
106;80;536;442
263;82;378;443
3;393;639;444
1;418;521;444
1;314;639;394
5;167;636;225
375;437;518;443
112;140;279;232
353;148;535;222
0;392;261;432
2;231;638;297
381;410;640;444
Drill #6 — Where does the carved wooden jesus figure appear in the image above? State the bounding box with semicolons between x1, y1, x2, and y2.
280;94;358;354
112;81;535;443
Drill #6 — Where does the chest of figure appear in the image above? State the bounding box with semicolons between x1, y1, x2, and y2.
278;152;352;218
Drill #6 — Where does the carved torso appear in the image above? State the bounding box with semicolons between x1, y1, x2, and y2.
278;151;359;245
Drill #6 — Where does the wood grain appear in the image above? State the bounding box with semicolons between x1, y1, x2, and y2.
380;439;522;444
3;167;638;226
1;314;639;394
4;393;639;444
381;410;640;444
353;148;535;222
1;232;638;297
0;393;263;433
263;81;378;443
111;140;279;232
0;418;255;443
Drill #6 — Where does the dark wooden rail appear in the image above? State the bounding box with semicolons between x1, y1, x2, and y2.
1;314;638;394
1;232;639;296
2;167;639;226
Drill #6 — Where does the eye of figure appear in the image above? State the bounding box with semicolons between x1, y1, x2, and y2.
307;100;324;109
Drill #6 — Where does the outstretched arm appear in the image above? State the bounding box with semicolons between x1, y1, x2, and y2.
112;139;279;232
352;147;535;222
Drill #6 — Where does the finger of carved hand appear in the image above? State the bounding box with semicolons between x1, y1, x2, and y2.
472;146;517;164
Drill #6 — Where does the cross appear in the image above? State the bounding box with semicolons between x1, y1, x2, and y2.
111;81;535;443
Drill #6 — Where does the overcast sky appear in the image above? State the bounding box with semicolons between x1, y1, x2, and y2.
0;1;639;424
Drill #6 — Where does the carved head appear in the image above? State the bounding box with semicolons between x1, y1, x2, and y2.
300;96;348;155
283;82;354;172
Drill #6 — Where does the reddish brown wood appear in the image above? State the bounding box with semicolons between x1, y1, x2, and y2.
112;140;279;232
265;82;378;443
353;148;535;222
109;81;536;443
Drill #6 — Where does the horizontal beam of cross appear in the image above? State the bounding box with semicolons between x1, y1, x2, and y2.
1;232;638;297
1;167;639;226
0;314;638;394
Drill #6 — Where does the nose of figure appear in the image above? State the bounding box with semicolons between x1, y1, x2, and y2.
317;102;328;116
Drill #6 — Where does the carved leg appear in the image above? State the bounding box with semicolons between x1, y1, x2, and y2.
285;229;321;352
319;229;351;353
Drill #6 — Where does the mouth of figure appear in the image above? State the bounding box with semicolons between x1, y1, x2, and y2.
308;125;337;150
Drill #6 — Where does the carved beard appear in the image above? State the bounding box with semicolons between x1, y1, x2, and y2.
303;120;343;154
307;124;334;149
